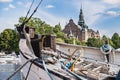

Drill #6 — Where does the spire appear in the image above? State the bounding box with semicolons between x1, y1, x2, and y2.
78;3;85;28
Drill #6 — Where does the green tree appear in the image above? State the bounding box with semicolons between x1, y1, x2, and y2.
56;32;66;39
53;24;62;33
81;41;87;46
56;38;64;43
17;17;54;35
111;33;120;49
102;35;108;41
87;38;100;47
0;29;19;54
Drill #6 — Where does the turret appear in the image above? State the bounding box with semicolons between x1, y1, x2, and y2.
78;7;85;28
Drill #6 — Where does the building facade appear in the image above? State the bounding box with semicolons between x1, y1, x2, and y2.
63;8;100;42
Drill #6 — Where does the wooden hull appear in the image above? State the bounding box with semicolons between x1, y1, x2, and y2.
20;53;69;80
19;39;87;80
19;39;119;80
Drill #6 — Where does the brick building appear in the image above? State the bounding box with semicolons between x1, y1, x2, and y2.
63;8;100;42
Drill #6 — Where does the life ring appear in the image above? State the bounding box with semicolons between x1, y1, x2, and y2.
100;44;112;54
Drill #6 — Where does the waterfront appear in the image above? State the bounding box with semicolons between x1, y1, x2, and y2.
0;63;22;80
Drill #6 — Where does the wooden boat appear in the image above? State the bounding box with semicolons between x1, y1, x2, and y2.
15;0;120;79
17;26;120;80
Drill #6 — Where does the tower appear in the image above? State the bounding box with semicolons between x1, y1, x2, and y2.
78;6;85;28
81;28;88;42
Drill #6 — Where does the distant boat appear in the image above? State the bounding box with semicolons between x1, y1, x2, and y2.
0;54;20;64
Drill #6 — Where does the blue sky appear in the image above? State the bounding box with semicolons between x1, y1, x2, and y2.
0;0;120;38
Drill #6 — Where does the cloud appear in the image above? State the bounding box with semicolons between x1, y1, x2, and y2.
3;4;15;11
102;0;120;5
0;0;12;3
45;5;54;9
9;4;15;8
3;7;9;11
106;11;120;16
97;10;120;16
17;1;23;5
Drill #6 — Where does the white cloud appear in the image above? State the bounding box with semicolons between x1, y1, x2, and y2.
3;7;9;11
0;0;12;3
102;0;120;5
9;4;15;8
3;4;15;11
17;1;23;5
106;11;120;16
97;10;120;17
45;5;54;9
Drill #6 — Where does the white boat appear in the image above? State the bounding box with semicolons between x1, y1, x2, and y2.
0;55;20;64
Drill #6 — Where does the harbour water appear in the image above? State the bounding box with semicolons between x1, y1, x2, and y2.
0;63;22;80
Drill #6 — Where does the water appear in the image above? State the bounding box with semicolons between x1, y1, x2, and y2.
0;63;22;80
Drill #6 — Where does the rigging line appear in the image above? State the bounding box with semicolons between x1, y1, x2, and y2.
25;62;33;80
6;59;34;80
23;0;35;23
22;0;43;55
22;0;43;26
42;60;54;80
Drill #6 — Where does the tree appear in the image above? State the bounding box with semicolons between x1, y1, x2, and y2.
111;33;120;49
87;38;100;47
53;24;62;33
81;41;86;46
56;38;64;43
102;35;108;41
0;29;19;54
17;17;55;35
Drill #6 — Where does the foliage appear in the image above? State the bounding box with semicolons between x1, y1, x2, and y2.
17;17;54;35
0;29;19;54
56;38;64;43
17;16;120;48
53;24;62;33
111;33;120;49
81;41;87;46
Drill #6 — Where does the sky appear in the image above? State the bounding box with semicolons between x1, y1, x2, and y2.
0;0;120;38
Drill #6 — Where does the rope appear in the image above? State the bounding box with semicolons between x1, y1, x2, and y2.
22;0;35;23
20;0;43;27
6;59;34;80
42;60;54;80
22;0;43;26
71;48;84;71
25;62;33;80
58;60;87;80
